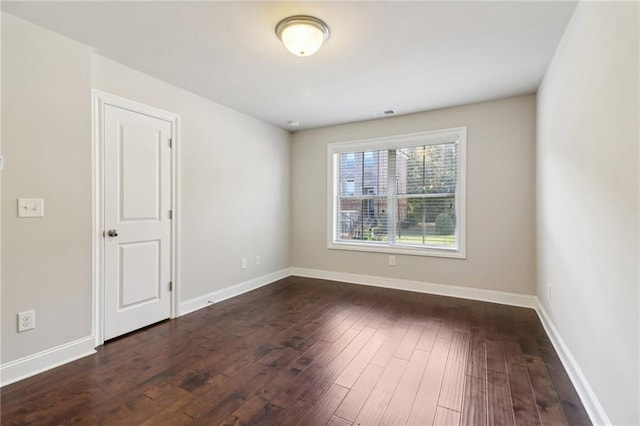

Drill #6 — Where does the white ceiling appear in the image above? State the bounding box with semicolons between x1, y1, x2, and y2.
2;1;577;130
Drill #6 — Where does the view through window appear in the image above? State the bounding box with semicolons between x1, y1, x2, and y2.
328;128;466;258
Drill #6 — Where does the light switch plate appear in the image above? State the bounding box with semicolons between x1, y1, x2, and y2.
18;198;44;218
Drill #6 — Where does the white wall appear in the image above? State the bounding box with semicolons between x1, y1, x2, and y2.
92;55;291;303
291;95;536;295
536;2;639;424
1;13;291;367
1;13;93;363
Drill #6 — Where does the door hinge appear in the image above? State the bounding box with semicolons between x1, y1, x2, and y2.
168;210;173;220
169;138;173;148
169;281;173;291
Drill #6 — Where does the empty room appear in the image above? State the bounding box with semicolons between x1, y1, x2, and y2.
1;1;638;425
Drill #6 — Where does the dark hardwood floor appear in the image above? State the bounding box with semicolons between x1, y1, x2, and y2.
1;276;590;425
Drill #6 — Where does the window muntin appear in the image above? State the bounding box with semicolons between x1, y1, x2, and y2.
328;127;466;258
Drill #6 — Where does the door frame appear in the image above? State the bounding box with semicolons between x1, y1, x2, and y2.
92;90;181;347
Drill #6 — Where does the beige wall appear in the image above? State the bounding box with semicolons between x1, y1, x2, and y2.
1;13;93;362
291;95;536;295
91;55;291;302
536;2;639;424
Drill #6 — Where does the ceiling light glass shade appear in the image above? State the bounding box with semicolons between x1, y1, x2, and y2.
276;15;330;57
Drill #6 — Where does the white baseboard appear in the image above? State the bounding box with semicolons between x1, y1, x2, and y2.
0;268;293;388
0;267;610;426
291;267;608;425
535;301;610;426
178;267;292;316
0;336;96;387
290;267;537;308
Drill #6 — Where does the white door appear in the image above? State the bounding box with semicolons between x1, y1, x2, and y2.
103;103;172;340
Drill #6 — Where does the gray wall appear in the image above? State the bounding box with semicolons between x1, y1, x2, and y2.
1;13;93;362
291;95;536;295
92;55;291;302
536;2;639;424
1;14;291;364
5;7;639;422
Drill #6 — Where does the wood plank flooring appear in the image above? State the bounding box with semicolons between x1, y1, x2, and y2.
1;276;591;425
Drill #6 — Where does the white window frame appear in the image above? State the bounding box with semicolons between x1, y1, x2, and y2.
327;127;466;259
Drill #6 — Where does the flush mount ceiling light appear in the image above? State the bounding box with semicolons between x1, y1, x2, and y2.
275;15;330;57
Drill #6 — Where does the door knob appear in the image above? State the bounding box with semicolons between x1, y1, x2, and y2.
107;229;119;237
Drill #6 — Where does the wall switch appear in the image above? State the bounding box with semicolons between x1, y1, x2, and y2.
255;255;261;265
18;198;44;218
389;255;396;266
18;310;35;332
241;258;247;269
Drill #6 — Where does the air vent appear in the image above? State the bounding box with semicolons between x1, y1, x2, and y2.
371;109;397;118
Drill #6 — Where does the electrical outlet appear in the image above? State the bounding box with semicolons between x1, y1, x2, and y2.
17;198;44;218
389;255;396;266
547;282;552;300
18;310;35;332
255;255;261;265
241;258;247;270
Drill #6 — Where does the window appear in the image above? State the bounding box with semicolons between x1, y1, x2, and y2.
364;151;374;166
345;179;355;196
345;153;356;167
328;127;466;258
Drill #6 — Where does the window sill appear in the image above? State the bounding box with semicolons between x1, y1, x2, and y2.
327;241;466;259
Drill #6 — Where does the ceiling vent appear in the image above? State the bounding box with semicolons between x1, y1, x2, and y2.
372;109;397;118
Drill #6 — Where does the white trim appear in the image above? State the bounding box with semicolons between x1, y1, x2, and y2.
92;90;181;347
289;267;537;308
294;267;607;424
328;127;468;153
289;267;608;424
171;116;182;323
1;265;609;426
178;268;293;316
0;336;95;387
534;301;611;426
326;127;467;259
327;241;466;259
